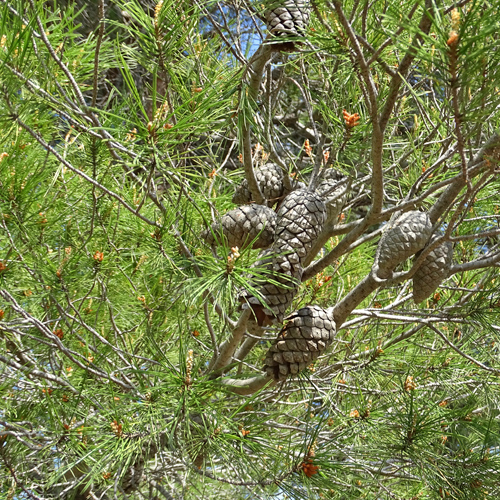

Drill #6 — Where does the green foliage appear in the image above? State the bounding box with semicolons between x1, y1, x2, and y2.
1;0;500;499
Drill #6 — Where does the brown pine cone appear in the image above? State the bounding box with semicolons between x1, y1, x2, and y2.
266;0;311;38
413;239;453;304
264;305;336;381
250;263;303;321
315;171;349;224
375;211;433;278
258;189;326;321
242;249;302;324
232;164;285;205
201;205;276;250
274;188;327;264
240;189;326;323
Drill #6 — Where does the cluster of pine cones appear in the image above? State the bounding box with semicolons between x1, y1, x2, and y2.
202;163;347;380
201;164;347;322
199;2;455;382
203;162;454;380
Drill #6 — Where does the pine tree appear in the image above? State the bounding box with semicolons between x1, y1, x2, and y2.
1;0;500;499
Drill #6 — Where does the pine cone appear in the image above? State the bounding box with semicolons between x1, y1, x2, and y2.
201;205;276;250
264;305;336;381
232;164;285;205
266;0;311;38
274;189;327;263
261;189;326;320
375;211;432;278
413;240;453;304
242;250;302;324
250;264;303;321
241;189;327;323
315;171;349;224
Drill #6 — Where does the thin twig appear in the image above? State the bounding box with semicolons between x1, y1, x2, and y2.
204;301;220;360
92;0;106;108
447;32;470;188
27;0;88;108
428;324;500;375
208;308;251;375
10;113;161;228
240;43;273;205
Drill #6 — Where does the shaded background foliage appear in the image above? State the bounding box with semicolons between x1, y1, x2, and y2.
0;0;500;499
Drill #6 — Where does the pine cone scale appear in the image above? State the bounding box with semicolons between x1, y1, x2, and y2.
266;0;310;37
